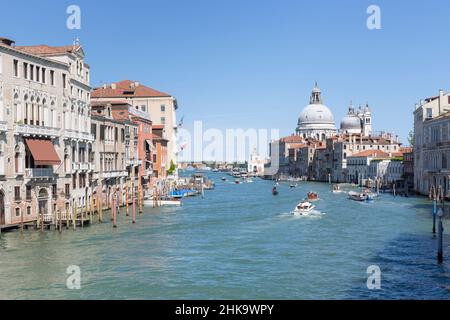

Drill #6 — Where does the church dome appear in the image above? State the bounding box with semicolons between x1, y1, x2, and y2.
297;84;337;131
340;104;362;133
298;104;336;127
340;114;361;131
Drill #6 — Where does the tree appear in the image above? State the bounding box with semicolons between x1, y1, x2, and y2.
167;160;176;175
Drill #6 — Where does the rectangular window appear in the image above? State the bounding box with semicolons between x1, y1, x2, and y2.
41;68;46;83
13;59;19;77
161;105;166;112
36;66;40;82
91;123;97;139
27;207;31;216
50;70;55;85
115;127;118;141
26;185;32;201
15;186;21;201
141;105;146;112
62;74;67;89
30;64;34;81
426;108;433;119
72;175;77;189
100;125;105;141
52;184;57;199
161;117;166;124
65;184;70;198
23;63;28;79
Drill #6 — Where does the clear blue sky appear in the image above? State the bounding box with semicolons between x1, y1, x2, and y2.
2;0;450;158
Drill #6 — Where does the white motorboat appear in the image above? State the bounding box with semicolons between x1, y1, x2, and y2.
293;201;316;215
348;191;367;202
144;198;182;207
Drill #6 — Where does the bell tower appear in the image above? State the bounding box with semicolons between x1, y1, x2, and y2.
362;103;372;136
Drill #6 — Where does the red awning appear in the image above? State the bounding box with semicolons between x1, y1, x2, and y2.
25;138;61;166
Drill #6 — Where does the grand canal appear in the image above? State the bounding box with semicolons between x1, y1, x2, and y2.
0;173;449;299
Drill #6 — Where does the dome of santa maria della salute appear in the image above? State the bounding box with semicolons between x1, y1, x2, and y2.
296;83;337;141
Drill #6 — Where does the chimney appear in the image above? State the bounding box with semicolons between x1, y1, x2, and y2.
0;37;15;46
103;84;107;89
111;83;117;90
134;81;140;87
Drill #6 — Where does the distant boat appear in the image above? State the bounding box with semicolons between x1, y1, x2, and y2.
332;185;342;193
290;183;298;188
272;187;279;196
212;168;219;172
221;177;227;181
235;179;242;184
293;201;315;216
307;192;319;201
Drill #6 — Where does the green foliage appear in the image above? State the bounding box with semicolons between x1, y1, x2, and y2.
167;160;176;175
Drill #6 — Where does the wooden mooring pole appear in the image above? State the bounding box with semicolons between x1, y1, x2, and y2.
132;192;136;224
432;186;437;235
113;193;117;228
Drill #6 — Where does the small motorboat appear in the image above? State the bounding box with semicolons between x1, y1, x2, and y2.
307;192;319;201
245;179;253;183
272;187;279;196
293;201;316;216
235;179;242;184
221;177;227;182
290;183;298;188
332;185;342;193
348;191;368;202
143;197;182;207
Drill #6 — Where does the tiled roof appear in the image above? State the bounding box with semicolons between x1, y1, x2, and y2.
349;150;390;158
92;80;171;98
15;45;81;56
280;135;304;143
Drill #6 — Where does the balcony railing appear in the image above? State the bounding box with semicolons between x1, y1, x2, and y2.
72;162;93;172
64;129;95;142
102;171;128;179
15;124;60;137
25;168;55;179
126;159;142;167
0;121;8;132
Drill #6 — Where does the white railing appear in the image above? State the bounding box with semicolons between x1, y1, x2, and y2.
126;159;142;167
64;129;95;142
72;162;93;172
102;171;128;179
15;124;60;137
0;121;8;132
25;168;55;178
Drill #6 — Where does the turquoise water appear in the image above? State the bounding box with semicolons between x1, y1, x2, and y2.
1;173;450;300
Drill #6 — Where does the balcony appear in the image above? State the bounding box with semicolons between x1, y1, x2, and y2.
102;171;129;179
25;168;55;179
72;162;93;172
15;124;60;138
64;129;95;142
126;159;142;167
0;121;8;132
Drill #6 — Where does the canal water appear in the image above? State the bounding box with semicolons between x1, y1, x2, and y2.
1;173;450;300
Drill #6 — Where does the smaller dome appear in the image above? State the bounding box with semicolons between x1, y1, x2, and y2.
340;115;361;131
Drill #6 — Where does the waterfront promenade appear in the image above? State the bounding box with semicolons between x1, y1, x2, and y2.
0;173;449;299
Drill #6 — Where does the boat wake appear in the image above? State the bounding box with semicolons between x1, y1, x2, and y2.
279;210;326;219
